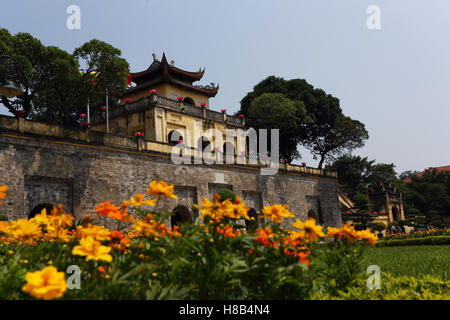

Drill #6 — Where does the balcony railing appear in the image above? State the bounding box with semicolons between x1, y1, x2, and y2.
91;94;245;127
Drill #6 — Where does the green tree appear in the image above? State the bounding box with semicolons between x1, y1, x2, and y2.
366;163;398;185
399;170;420;181
239;76;368;167
304;115;368;168
246;93;311;162
0;29;80;121
328;155;374;197
0;29;129;126
403;169;450;222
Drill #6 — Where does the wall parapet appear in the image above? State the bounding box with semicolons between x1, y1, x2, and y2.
0;115;337;180
91;94;245;128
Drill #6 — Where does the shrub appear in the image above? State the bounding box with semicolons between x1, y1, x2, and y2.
352;193;370;211
377;235;450;247
217;188;237;202
366;222;386;233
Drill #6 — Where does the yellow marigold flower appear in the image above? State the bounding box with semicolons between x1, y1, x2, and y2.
49;214;74;229
44;226;72;242
50;204;65;216
72;236;113;262
356;228;378;247
76;224;111;241
196;194;251;223
30;209;51;227
8;219;41;243
291;218;324;242
326;226;342;239
22;266;67;300
0;221;9;234
0;185;7;205
340;224;359;241
123;193;156;207
147;180;177;199
262;204;294;224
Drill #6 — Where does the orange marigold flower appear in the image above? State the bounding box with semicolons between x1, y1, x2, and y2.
94;201;122;217
216;225;240;238
253;227;279;248
110;230;124;240
298;252;310;266
0;185;8;204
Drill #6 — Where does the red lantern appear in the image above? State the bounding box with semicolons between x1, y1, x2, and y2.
125;98;132;103
283;158;288;163
178;139;183;144
82;122;91;128
200;102;206;107
134;131;143;137
150;89;157;94
101;106;107;110
80;114;87;118
301;162;306;166
221;109;226;113
239;114;244;118
177;96;183;101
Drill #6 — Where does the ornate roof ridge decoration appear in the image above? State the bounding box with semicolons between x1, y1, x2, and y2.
130;53;205;84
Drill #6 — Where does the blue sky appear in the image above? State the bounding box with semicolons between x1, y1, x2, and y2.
1;0;449;173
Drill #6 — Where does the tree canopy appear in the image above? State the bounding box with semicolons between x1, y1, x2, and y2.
239;76;368;166
0;28;129;126
330;154;450;226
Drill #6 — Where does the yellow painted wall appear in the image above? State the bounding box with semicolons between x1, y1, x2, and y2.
123;83;212;108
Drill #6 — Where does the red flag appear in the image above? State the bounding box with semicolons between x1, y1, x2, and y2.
126;73;132;85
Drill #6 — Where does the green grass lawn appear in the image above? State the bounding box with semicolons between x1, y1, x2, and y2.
361;245;450;280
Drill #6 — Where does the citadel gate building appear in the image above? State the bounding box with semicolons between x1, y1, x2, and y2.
0;54;342;229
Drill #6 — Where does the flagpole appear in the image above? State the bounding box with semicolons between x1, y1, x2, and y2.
87;97;90;124
106;87;109;133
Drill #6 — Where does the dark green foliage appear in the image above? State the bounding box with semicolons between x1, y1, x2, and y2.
352;193;370;211
366;222;386;232
239;76;368;166
0;28;129;126
217;189;237;202
377;236;450;247
401;169;450;227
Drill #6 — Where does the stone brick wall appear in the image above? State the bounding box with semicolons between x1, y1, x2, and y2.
0;129;342;228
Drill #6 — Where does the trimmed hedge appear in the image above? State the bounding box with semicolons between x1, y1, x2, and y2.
377;235;450;247
312;273;450;300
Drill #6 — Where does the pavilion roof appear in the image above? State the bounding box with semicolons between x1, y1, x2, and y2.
127;53;219;98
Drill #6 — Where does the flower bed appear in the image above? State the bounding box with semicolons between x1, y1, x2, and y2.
0;182;447;300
